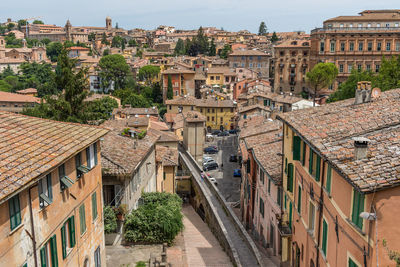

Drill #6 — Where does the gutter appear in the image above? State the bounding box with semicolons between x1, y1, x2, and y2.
28;186;38;267
316;157;326;267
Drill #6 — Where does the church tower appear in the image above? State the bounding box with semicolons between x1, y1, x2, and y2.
65;20;72;41
106;16;112;31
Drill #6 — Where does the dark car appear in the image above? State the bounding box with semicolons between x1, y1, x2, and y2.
229;129;238;134
203;162;219;171
211;130;221;135
233;169;241;177
218;131;229;137
229;154;238;162
204;146;219;154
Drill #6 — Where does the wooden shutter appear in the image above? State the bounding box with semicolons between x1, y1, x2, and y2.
94;143;98;166
40;246;47;267
349;258;359;267
352;190;365;229
293;136;301;160
297;186;302;213
50;235;58;267
289;202;292;229
285;158;288;174
287;163;293;192
86;147;91;169
69;216;76;247
61;224;67;259
322;219;328;255
9;195;21;230
80;204;86;234
351;190;359;225
92;192;98;220
309;148;313;174
315;155;321;181
47;174;53;201
326;165;332;193
301;141;306;166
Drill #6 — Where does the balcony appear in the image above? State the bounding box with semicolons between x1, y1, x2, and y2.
311;26;400;34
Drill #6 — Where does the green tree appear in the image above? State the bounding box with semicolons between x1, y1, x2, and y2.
104;206;117;234
306;62;338;106
174;38;185;55
17;20;27;31
101;33;109;45
0;80;12;92
374;55;400;91
208;38;216;56
219;44;232;59
7;23;15;31
98;54;131;90
111;36;125;48
128;39;137;47
271;32;279;43
136;49;143;58
46;42;63;62
88;32;96;42
258;21;267;36
41;38;51;45
152;82;163;103
103;48;110;56
33;20;44;24
138;65;160;85
167;75;173;99
113;88;151;107
85;96;119;121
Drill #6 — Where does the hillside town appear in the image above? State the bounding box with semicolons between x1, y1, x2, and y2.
1;8;400;267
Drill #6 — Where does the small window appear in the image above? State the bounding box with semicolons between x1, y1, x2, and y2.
349;257;360;267
322;219;328;256
216;76;220;80
377;42;382;51
330;41;335;52
39;174;53;208
367;42;372;51
349;42;354;51
375;64;380;73
59;164;74;191
309;202;315;234
9;194;21;231
259;197;264;217
94;246;101;267
339;64;344;73
386;42;391;51
358;42;363;51
340;42;345;51
40;235;58;267
320;41;325;52
326;164;332;194
86;143;98;169
61;216;76;259
297;185;302;213
76;152;90;178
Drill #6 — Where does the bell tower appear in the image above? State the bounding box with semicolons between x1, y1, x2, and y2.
65;20;72;41
106;16;112;31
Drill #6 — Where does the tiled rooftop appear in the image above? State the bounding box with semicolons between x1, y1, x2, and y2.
0;111;108;201
156;146;179;166
277;89;400;193
112;107;158;116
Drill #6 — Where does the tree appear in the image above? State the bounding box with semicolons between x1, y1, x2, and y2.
306;62;338;106
101;33;109;45
138;65;160;85
88;32;96;42
85;96;119;121
167;75;173;99
113;88;151;108
271;32;279;43
151;82;163;103
46;42;63;62
128;39;137;47
174;38;185;55
103;49;110;56
33;20;44;24
219;44;232;59
98;54;131;90
208;38;216;56
374;55;400;91
17;20;27;31
136;49;143;58
7;23;15;31
104;206;117;234
258;21;267;36
111;36;125;48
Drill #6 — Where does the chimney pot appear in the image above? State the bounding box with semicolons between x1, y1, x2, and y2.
353;137;370;160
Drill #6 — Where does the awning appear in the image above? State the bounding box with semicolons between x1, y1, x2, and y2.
40;193;53;205
61;176;75;189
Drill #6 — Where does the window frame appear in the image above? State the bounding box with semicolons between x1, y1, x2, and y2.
39;174;53;208
9;194;22;231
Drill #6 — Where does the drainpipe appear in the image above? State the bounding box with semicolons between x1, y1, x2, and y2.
315;159;326;267
28;187;38;267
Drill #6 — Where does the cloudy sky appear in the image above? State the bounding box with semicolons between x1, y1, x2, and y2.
1;0;399;33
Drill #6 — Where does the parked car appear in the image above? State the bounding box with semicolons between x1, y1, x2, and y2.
203;162;219;171
229;129;238;134
204;146;218;154
233;169;241;177
218;131;229;137
229;154;238;162
203;156;213;161
211;130;221;135
209;177;218;186
203;158;216;165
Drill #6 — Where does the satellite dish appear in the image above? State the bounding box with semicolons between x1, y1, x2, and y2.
371;88;381;99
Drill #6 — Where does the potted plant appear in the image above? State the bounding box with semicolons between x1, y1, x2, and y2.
115;204;128;221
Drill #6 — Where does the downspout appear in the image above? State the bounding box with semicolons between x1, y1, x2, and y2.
316;159;326;267
28;187;38;267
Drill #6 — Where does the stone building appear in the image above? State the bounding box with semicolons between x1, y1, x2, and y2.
228;49;271;79
310;9;400;92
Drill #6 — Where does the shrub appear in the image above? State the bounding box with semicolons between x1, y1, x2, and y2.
124;192;183;245
104;206;117;234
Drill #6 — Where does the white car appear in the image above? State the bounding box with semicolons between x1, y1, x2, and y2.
203;158;216;165
209;177;218;185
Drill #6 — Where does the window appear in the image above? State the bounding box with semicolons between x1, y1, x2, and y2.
367;42;372;51
358;42;363;51
301;141;306;166
211;116;214;121
320;41;325;52
357;64;362;71
288;202;293;229
59;164;74;191
249;63;253;68
9;194;21;231
86;143;98;169
351;189;364;229
339;64;344;73
375;64;380;73
309;148;321;181
207;108;210;113
377;23;381;28
349;257;359;267
94;246;101;267
277;187;282;206
39;174;53;208
257;63;261;68
284;158;288;174
268;179;271;195
309;202;315;234
210;76;215;80
212;108;215;113
287;163;294;192
330;41;335;52
61;216;76;259
322;219;328;256
40;235;58;267
396;42;400;51
326;164;332;194
340;42;345;51
377;42;382;51
386;42;391;51
293;136;301;160
366;64;371;71
79;204;86;235
246;161;250;173
297;185;302;213
259;197;264;217
348;65;353;73
216;76;220;80
349;42;354;51
207;116;209;121
76;152;90;178
92;192;98;221
259;168;264;184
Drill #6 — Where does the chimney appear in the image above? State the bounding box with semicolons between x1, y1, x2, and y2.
353;137;370;160
354;81;372;104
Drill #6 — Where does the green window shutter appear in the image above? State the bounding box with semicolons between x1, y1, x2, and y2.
315;155;321;181
358;194;365;229
9;195;21;231
50;235;58;267
352;190;365;229
40;247;47;267
293;136;301;160
309;148;313;174
297;186;302;213
61;224;67;259
79;204;86;235
284;158;287;174
326;165;332;193
86;147;91;169
351;190;359;225
263;99;267;106
288;202;292;229
301;141;306;166
268;179;271;194
92;192;98;220
287;163;293;192
322;219;328;256
349;258;359;267
94;143;98;166
69;216;76;247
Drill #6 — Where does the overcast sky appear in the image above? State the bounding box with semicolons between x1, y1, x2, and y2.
1;1;399;33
